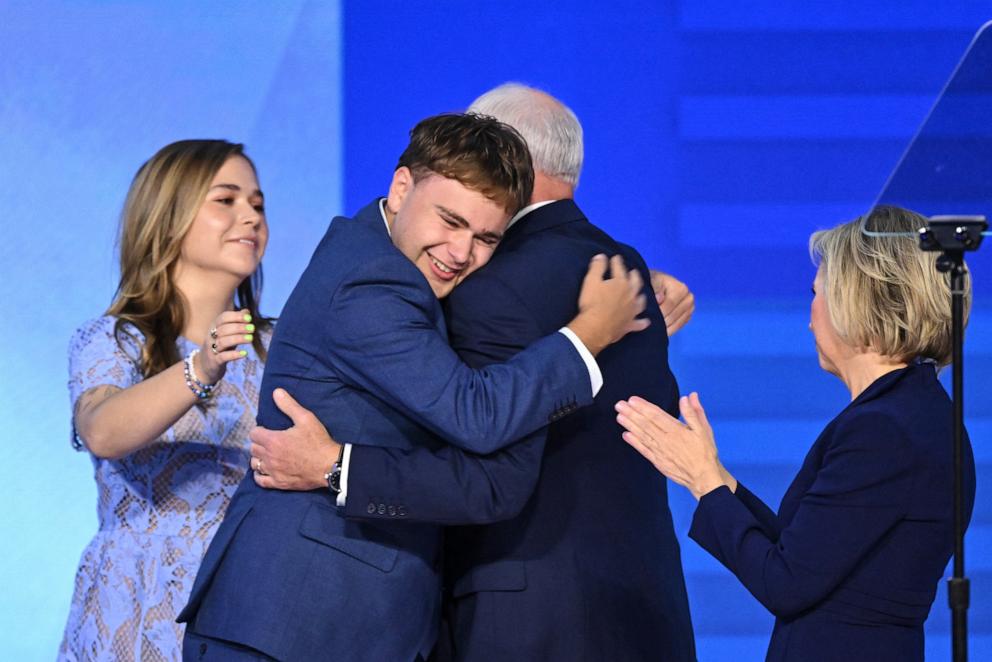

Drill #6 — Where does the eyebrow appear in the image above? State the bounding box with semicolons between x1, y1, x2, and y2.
436;205;503;243
210;183;264;199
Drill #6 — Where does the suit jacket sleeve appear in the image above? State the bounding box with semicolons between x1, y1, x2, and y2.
688;410;916;619
344;270;552;524
324;256;590;455
733;483;783;539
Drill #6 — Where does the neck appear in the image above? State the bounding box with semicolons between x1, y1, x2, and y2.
836;351;908;400
172;264;240;344
531;172;575;204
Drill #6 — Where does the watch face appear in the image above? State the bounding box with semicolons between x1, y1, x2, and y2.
327;464;342;493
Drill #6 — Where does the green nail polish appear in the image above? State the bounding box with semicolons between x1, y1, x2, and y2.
239;350;248;357
244;334;253;341
245;323;255;332
243;314;252;322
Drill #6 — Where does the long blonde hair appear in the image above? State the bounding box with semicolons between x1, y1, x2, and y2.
107;140;270;377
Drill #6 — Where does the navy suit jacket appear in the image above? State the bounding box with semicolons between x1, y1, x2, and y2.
177;200;594;661
690;361;976;661
345;200;696;661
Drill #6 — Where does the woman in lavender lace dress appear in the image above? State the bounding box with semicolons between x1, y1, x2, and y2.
59;140;272;661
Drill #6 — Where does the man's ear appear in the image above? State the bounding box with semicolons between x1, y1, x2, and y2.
386;166;414;216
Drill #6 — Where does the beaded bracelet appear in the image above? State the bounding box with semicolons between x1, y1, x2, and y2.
184;349;216;400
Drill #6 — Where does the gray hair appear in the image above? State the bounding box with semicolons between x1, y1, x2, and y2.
468;82;584;187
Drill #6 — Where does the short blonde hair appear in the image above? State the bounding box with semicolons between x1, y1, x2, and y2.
809;205;970;366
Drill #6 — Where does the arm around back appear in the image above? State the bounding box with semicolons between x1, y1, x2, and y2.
344;271;553;524
325;256;591;455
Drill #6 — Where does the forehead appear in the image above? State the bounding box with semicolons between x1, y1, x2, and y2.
213;155;257;184
414;173;508;230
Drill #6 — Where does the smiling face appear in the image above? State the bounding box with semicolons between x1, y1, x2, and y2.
385;168;509;298
178;155;268;284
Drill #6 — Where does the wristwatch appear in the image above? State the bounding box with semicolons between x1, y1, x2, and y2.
325;446;345;494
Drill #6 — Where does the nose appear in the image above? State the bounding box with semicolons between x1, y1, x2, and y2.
446;232;473;266
239;202;262;227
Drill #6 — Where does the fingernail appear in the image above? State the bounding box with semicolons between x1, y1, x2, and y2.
245;324;255;332
244;313;252;322
244;334;253;341
239;350;248;357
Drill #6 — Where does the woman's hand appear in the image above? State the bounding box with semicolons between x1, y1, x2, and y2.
196;309;256;384
615;392;735;500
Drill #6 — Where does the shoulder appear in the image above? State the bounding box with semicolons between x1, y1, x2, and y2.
69;315;144;358
826;400;917;471
455;216;635;304
313;215;423;291
330;254;439;333
833;406;903;440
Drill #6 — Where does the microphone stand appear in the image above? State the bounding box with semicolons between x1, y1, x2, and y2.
920;215;987;662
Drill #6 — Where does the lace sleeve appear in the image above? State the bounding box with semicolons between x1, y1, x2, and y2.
68;316;143;450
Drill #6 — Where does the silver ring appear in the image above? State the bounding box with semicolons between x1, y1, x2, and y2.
209;326;218;340
254;457;266;475
211;342;218;355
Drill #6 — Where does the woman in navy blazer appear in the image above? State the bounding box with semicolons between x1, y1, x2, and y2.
616;205;976;661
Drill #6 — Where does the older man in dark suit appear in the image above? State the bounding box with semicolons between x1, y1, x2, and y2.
253;85;696;661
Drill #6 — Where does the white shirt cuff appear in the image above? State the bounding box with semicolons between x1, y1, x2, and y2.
335;443;353;507
557;327;603;396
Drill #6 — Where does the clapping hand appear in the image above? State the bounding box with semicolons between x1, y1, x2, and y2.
615;392;735;500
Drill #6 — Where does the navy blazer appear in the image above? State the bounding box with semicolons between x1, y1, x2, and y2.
690;361;976;661
345;200;696;661
177;200;594;661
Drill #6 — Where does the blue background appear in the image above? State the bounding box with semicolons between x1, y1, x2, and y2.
1;1;989;659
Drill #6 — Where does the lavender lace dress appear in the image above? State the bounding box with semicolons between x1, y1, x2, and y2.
58;316;268;661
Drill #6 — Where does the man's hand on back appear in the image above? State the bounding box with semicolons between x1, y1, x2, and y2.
251;388;341;492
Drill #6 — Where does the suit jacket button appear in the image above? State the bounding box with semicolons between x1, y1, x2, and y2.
377;503;387;515
398;506;407;517
366;502;376;514
388;505;397;517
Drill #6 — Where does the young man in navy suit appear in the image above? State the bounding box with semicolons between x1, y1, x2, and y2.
253;86;697;660
178;113;651;661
